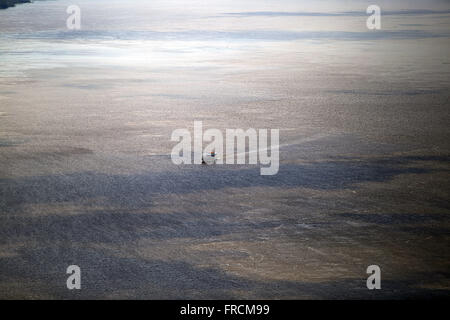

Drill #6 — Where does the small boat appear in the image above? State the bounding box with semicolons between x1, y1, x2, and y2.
202;151;218;165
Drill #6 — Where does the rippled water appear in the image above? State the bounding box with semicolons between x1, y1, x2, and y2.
1;0;449;79
0;0;449;299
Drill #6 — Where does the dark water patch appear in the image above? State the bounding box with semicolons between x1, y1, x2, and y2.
0;244;448;299
336;213;449;225
0;138;24;147
1;147;93;160
0;0;30;10
1;152;442;214
0;159;432;213
327;155;450;167
223;10;450;17
6;29;446;42
150;93;198;100
0;210;290;244
398;226;450;236
61;83;111;90
394;155;450;163
399;24;428;27
329;89;442;96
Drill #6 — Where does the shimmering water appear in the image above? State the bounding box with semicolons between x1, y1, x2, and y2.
0;0;449;299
